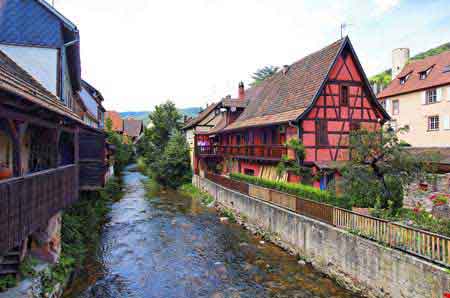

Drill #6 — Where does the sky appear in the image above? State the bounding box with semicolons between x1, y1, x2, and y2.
50;0;450;112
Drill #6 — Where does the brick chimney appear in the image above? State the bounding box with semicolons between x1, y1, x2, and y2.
238;81;245;100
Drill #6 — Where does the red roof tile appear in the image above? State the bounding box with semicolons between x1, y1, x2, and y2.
106;111;123;132
224;38;345;131
378;51;450;99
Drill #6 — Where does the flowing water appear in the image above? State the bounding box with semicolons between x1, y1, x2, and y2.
63;167;359;298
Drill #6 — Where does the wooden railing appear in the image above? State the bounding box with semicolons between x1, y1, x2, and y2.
0;165;79;255
203;173;450;267
197;144;288;160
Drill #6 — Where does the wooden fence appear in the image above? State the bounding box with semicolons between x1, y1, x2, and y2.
203;173;450;267
0;165;79;255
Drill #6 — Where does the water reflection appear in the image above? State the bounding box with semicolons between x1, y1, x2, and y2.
63;167;359;298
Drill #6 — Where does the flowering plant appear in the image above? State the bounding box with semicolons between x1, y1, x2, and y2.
413;202;424;214
429;193;450;206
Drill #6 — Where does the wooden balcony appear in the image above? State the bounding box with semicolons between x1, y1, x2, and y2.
0;165;79;255
197;144;288;161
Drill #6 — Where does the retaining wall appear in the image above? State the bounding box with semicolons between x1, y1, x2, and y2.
194;175;450;298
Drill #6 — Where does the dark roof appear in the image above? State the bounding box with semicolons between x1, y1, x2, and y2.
0;49;81;121
379;51;450;99
182;102;220;130
224;38;345;131
123;118;143;138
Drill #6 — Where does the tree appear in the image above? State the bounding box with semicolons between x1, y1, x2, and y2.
335;127;433;210
150;130;191;188
276;139;313;183
140;101;183;164
105;118;133;174
251;65;279;86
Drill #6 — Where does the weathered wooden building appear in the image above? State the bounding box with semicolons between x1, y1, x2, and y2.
191;37;390;189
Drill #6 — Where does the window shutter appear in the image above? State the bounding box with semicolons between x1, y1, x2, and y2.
437;88;443;102
385;99;392;114
422;91;427;105
445;115;450;130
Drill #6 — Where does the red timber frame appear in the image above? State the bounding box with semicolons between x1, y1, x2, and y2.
300;47;387;164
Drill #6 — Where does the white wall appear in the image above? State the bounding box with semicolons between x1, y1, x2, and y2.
0;44;58;95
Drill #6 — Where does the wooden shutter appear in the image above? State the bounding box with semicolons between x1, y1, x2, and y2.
437;88;443;102
444;115;450;130
422;91;427;105
316;120;328;146
385;99;392;114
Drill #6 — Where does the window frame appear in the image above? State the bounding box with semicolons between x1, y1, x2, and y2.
340;85;349;106
316;119;329;146
426;89;437;104
392;99;399;115
428;115;440;131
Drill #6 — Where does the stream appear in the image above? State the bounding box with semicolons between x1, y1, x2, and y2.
63;166;359;298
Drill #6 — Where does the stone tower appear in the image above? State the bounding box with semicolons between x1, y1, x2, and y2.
392;48;410;80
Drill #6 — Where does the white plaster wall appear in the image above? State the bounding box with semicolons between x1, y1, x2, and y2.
0;44;58;95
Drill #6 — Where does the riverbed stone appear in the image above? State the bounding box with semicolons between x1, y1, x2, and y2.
30;212;62;264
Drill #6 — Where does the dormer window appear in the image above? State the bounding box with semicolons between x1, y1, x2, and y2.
443;65;450;74
399;73;411;85
419;66;433;80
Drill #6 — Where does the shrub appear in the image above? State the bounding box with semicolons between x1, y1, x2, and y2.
230;173;350;209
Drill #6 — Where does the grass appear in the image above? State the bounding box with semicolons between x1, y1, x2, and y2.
178;183;214;206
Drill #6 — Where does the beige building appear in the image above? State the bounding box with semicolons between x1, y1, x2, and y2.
379;49;450;147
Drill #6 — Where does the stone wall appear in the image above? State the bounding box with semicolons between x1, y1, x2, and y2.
404;173;450;212
194;175;450;298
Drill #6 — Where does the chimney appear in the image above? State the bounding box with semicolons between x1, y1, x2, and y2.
238;81;245;100
226;95;231;99
282;65;290;75
392;48;410;80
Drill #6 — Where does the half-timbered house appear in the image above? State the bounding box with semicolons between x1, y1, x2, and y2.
194;37;390;189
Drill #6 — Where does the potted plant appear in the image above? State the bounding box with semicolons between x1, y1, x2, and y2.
0;162;12;180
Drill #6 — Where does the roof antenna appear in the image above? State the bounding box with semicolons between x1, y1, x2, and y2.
340;23;352;38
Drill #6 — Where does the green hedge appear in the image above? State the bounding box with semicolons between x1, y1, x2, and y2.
230;173;350;209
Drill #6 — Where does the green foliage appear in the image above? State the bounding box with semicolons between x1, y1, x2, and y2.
140;101;184;164
0;275;16;292
230;173;350;208
138;101;191;189
251;65;279;86
150;130;192;189
136;156;147;174
179;183;214;206
276;139;311;182
411;42;450;61
19;256;39;278
220;208;236;223
369;69;392;88
336;127;430;210
105;122;133;174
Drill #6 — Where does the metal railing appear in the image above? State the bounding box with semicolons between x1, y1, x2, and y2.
0;165;79;254
203;173;450;267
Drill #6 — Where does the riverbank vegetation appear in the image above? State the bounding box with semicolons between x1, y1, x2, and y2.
179;183;214;206
36;177;122;296
105;118;134;174
138;101;192;190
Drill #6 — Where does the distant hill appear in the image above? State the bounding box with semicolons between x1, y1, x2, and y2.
120;107;201;126
370;42;450;87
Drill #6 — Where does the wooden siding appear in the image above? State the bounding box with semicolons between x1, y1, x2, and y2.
0;165;78;254
79;129;107;190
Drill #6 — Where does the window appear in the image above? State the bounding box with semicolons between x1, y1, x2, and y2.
316;120;328;146
392;99;399;115
399;73;410;85
262;131;268;144
419;71;427;80
443;65;450;73
428;116;439;131
426;89;437;104
236;135;241;144
244;169;255;176
340;85;349;106
390;120;398;132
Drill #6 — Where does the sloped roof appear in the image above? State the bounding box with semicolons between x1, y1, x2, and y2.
123;118;143;138
378;51;450;99
105;111;123;132
0;49;81;121
182;102;220;130
224;38;345;131
222;97;248;108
